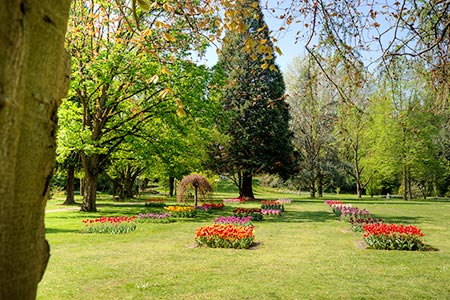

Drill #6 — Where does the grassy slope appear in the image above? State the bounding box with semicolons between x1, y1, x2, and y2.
39;182;450;299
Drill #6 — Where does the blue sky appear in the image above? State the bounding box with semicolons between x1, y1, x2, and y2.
199;1;392;73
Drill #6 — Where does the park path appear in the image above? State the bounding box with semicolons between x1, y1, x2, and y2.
45;207;80;213
45;202;145;213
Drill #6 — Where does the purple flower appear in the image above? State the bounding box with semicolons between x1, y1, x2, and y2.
214;215;252;226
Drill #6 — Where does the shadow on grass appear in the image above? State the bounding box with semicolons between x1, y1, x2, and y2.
336;198;450;205
270;210;335;223
381;215;425;224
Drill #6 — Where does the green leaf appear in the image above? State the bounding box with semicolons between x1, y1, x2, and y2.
137;0;151;11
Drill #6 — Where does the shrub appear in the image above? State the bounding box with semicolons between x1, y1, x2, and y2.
363;223;426;250
177;174;213;206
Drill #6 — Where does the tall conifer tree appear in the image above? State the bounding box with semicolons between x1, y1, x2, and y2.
217;0;292;198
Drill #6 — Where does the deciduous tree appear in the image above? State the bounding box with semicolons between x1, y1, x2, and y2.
284;55;337;197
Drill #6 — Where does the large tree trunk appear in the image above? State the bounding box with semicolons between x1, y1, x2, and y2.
63;165;76;205
402;164;408;200
169;176;175;197
119;175;134;200
0;1;71;299
353;146;363;199
81;154;100;212
317;172;323;198
117;166;142;200
239;171;255;199
309;180;316;198
407;169;413;200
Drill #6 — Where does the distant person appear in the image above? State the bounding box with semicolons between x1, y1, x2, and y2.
386;193;391;199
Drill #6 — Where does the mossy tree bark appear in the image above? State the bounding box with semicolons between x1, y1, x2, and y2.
0;1;70;299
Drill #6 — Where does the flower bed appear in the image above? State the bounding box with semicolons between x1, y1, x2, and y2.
330;204;353;217
339;207;370;222
324;200;343;206
195;205;212;212
164;206;197;218
202;203;225;210
261;200;284;211
277;198;292;204
363;223;425;250
261;209;282;216
223;197;245;203
232;208;263;221
214;216;253;226
137;212;173;223
324;200;428;251
195;224;255;249
82;216;137;234
349;215;384;232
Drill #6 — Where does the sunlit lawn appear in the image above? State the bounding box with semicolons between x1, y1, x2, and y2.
39;183;450;299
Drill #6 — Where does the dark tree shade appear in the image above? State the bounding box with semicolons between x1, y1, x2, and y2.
216;0;293;198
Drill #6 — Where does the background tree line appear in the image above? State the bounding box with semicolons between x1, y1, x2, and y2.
53;0;450;204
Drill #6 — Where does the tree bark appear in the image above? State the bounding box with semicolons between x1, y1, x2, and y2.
169;176;175;197
81;154;100;212
317;171;323;198
79;178;84;196
0;1;71;299
353;145;363;199
407;169;413;200
239;171;255;199
309;181;316;198
63;165;76;205
402;164;408;200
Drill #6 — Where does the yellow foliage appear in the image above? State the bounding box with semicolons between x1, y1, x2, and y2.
163;32;176;42
137;0;150;11
161;66;170;75
159;87;172;99
149;74;159;84
274;46;283;56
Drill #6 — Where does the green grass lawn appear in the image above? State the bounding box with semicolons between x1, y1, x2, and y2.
39;184;450;299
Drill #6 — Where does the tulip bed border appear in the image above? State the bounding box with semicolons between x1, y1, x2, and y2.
324;200;427;251
195;198;292;249
81;198;292;244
